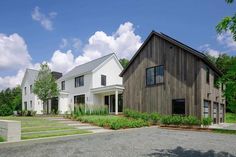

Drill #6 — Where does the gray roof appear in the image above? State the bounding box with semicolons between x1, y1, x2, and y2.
59;53;114;81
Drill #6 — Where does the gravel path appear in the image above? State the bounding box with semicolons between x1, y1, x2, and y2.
0;127;235;157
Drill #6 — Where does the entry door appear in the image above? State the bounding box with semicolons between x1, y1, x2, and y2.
109;95;115;113
213;102;219;124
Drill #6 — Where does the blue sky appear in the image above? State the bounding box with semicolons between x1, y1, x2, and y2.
0;0;235;89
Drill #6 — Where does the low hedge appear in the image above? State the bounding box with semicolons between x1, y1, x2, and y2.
124;109;161;124
0;136;4;142
160;115;201;126
76;115;149;130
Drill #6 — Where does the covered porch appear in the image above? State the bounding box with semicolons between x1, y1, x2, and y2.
90;85;124;115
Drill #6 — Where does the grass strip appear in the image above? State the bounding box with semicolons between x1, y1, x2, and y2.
21;129;90;140
212;129;236;135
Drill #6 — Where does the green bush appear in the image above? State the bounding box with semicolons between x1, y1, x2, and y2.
202;117;212;127
74;104;108;116
182;116;201;126
123;109;161;124
18;110;37;116
0;136;4;142
160;115;201;126
0;104;12;116
76;115;148;130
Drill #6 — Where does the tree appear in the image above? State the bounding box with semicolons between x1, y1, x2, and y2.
220;61;236;113
33;63;59;114
0;86;22;116
216;0;236;41
119;58;129;68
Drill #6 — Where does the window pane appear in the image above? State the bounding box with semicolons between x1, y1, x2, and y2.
156;66;164;83
172;99;185;115
101;75;106;86
146;68;155;85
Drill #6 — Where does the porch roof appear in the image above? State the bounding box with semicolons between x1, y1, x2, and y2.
90;84;124;94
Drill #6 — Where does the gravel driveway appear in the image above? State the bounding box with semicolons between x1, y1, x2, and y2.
0;127;235;157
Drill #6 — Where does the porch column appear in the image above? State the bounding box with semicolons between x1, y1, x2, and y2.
115;89;118;115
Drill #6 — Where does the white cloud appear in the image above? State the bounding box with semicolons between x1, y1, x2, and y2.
199;44;221;58
0;21;142;90
0;33;31;70
59;38;82;50
48;50;75;73
83;22;142;59
0;69;25;89
32;6;57;31
217;31;236;51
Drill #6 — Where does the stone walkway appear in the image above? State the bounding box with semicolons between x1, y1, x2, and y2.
46;117;112;133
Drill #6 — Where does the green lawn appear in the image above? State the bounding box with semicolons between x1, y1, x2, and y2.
213;129;236;135
226;113;236;123
0;116;90;140
76;115;149;130
0;136;4;142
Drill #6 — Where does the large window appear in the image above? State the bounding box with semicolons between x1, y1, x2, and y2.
75;75;84;87
146;65;164;86
206;67;210;84
74;94;85;105
61;81;65;90
30;85;33;93
101;75;106;86
203;100;210;118
172;99;185;115
24;87;27;95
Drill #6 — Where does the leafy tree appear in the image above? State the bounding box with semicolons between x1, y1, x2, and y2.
119;58;129;68
0;86;22;116
33;63;59;114
216;0;236;41
220;62;236;113
204;52;217;63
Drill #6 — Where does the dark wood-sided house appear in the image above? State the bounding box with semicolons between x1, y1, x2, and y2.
120;31;225;124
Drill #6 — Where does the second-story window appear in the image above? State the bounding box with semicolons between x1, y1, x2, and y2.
24;87;27;95
30;85;33;93
101;75;106;86
146;65;164;86
75;75;84;87
61;81;65;90
206;67;210;84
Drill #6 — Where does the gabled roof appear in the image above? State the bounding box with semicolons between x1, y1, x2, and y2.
21;69;39;87
120;31;223;76
58;53;115;81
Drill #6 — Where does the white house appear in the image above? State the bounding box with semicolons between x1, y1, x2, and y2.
21;69;62;114
21;53;124;115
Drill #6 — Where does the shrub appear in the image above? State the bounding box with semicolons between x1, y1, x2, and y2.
0;136;4;142
202;117;212;127
160;115;201;126
182;116;201;126
74;104;108;116
0;104;12;116
76;115;148;130
123;109;161;124
18;110;37;116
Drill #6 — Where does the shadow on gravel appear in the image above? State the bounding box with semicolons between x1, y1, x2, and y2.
146;146;235;157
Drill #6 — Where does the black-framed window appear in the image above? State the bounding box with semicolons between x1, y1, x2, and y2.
24;87;27;95
74;94;85;105
214;73;219;88
206;67;210;84
146;65;164;86
30;85;33;93
61;81;65;90
203;100;210;118
101;75;106;86
75;75;84;87
172;99;185;115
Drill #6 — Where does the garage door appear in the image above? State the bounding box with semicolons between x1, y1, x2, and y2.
213;102;219;124
219;104;224;123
